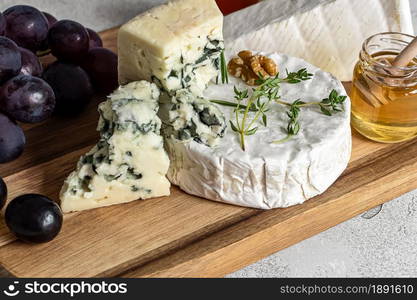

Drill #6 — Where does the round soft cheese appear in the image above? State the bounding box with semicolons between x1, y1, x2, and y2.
166;53;351;209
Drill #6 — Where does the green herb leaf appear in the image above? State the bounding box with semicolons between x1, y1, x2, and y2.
233;86;249;100
229;120;239;132
210;99;257;111
319;89;347;115
213;67;317;151
284;68;313;83
319;104;332;116
220;50;229;84
272;90;347;144
246;127;258;136
262;114;267;127
287;119;300;135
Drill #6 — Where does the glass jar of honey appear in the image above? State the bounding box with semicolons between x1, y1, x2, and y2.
351;32;417;143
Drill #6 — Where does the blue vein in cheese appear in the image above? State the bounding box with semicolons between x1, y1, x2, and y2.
118;0;224;96
60;81;171;213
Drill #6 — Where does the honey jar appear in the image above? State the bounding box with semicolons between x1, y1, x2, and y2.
351;32;417;143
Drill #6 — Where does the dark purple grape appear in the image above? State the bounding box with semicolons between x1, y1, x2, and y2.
43;61;94;115
3;5;49;52
48;20;89;62
36;12;57;55
81;48;118;95
0;112;25;163
0;177;7;210
0;75;55;123
87;28;103;49
0;36;22;84
5;194;63;243
42;11;57;28
0;12;6;36
19;47;42;77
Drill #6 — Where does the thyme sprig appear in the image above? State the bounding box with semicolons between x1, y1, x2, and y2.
219;50;229;84
284;68;313;83
211;68;313;151
318;89;348;116
273;90;347;144
210;99;258;111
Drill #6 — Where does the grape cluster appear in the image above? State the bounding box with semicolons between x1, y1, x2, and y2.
0;5;121;245
0;5;118;164
0;5;118;244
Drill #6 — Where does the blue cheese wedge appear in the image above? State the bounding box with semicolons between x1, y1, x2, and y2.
118;0;224;96
161;89;227;147
60;81;170;213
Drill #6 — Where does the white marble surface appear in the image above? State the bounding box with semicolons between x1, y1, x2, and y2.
229;192;417;277
0;0;417;278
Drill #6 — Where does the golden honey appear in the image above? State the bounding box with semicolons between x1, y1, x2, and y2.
351;33;417;143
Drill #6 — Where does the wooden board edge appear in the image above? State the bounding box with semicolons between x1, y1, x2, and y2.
2;132;417;278
93;207;260;278
0;207;259;278
119;141;417;277
121;169;417;278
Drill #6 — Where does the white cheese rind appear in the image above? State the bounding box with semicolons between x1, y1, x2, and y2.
60;81;170;213
118;0;224;96
224;0;414;81
166;53;351;209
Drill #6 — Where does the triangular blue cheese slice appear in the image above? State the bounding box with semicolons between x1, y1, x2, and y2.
60;81;170;213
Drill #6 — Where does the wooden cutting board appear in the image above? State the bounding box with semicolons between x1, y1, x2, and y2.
0;27;416;278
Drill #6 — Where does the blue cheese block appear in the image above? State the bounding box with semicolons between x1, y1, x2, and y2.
118;0;224;96
160;89;227;147
60;81;170;213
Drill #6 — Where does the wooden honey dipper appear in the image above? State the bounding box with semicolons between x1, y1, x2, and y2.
392;36;417;68
355;35;417;108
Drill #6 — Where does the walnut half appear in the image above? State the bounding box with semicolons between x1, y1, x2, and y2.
227;51;278;85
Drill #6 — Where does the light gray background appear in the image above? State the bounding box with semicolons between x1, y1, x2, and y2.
0;0;417;277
